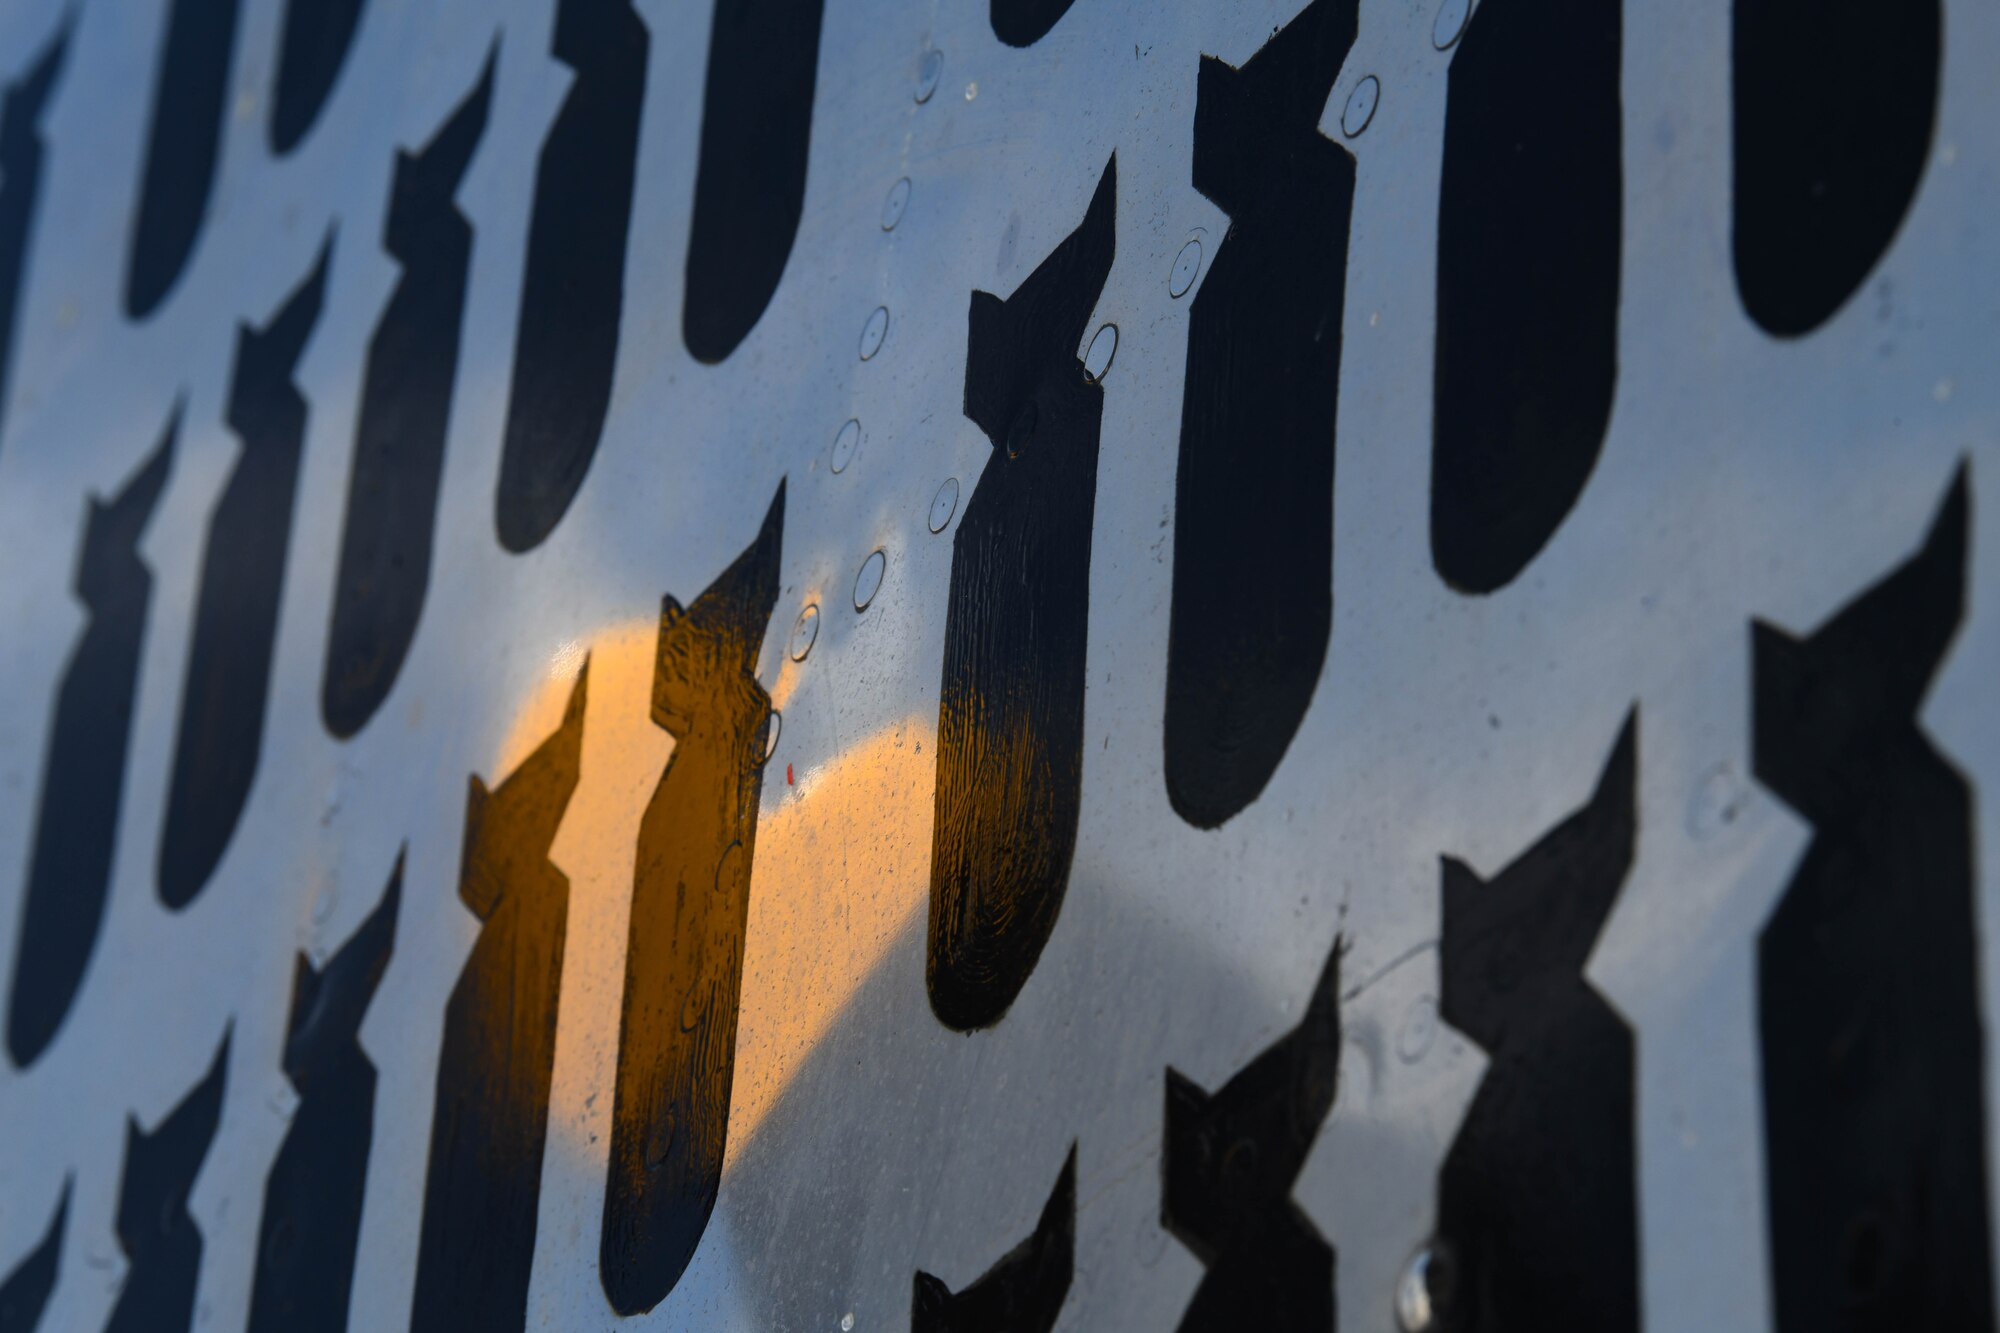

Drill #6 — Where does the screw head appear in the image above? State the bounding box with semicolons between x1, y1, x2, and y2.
1170;239;1203;298
1398;996;1439;1063
915;49;944;103
1433;0;1470;49
790;604;820;661
929;477;960;533
859;306;889;361
853;550;886;611
882;177;912;230
1342;75;1380;137
831;419;861;473
1082;323;1118;383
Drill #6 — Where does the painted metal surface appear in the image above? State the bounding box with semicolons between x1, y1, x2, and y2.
0;0;1993;1329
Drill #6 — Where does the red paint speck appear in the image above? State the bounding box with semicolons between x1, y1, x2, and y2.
786;763;794;786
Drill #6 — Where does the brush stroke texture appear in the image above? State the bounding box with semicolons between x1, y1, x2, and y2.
410;666;587;1332
928;159;1116;1032
600;486;784;1313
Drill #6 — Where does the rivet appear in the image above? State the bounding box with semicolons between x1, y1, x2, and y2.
1134;1209;1170;1268
882;177;912;230
1083;323;1118;383
790;604;820;661
1342;75;1380;137
859;306;889;361
763;711;782;761
915;49;944;103
841;1316;856;1332
831;419;862;473
1170;239;1203;298
1433;0;1470;50
1397;996;1438;1063
964;81;978;101
929;477;960;533
1688;764;1746;841
854;549;887;611
1397;1245;1454;1332
267;1083;300;1120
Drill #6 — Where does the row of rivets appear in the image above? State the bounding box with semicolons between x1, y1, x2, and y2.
778;36;945;761
810;18;1483;1326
